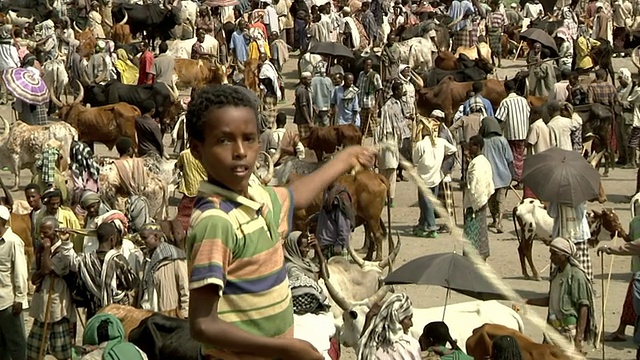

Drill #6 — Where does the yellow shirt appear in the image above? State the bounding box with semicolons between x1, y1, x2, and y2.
176;149;207;197
576;37;600;70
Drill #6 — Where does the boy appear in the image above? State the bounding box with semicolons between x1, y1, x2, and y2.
268;112;305;160
186;85;374;359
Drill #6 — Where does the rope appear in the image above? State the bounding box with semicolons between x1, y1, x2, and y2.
376;140;587;360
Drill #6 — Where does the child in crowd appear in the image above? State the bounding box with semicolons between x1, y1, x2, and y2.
184;85;374;359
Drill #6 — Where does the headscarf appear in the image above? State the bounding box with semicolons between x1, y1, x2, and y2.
618;68;632;85
141;223;186;292
313;60;327;76
479;116;503;138
71;140;100;182
549;237;584;272
83;313;146;360
358;293;414;360
115;48;139;85
284;231;319;276
95;210;129;236
398;64;410;81
80;191;102;210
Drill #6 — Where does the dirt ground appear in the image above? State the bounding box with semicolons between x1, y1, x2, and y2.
7;55;640;359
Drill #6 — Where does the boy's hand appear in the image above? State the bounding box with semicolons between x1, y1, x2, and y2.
282;339;324;360
339;146;376;169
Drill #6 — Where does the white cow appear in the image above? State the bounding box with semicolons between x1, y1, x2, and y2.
335;297;524;354
167;34;219;60
513;198;554;281
172;0;198;39
294;313;336;360
297;53;323;77
397;37;435;71
6;10;34;27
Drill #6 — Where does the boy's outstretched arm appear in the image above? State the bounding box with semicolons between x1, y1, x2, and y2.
288;146;376;209
189;285;324;360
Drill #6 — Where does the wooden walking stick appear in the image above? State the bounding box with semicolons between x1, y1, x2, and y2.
600;254;605;360
38;277;56;360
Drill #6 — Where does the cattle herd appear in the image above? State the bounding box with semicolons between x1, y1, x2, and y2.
4;0;640;358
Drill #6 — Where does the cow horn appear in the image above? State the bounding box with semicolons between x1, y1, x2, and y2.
73;80;84;104
365;284;391;308
258;151;273;185
73;21;82;33
378;231;402;270
633;46;640;71
347;241;366;268
46;0;53;10
119;11;128;26
50;91;64;108
0;115;9;144
320;268;351;311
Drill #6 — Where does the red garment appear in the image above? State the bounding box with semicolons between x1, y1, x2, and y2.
328;336;340;360
523;186;537;199
138;50;154;85
509;140;526;182
177;195;196;233
250;22;268;40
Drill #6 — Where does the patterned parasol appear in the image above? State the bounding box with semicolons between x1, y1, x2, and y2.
2;68;50;105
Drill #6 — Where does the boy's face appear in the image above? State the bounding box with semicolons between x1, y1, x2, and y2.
191;106;259;195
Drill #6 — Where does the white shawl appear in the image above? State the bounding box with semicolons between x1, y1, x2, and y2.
343;16;361;49
259;60;281;100
464;154;494;210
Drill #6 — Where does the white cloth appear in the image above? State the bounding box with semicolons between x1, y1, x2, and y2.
526;119;552;154
412;137;457;188
342;16;361;49
0;228;29;310
0;44;20;71
464;154;495;211
263;5;280;33
628;86;640;127
293;312;335;360
258;60;282;100
523;2;543;18
547;115;578;151
548;202;591;244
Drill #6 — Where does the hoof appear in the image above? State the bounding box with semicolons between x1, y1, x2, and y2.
363;255;373;261
534;276;542;281
602;173;609;178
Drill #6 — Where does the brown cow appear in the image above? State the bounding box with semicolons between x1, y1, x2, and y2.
303;124;363;161
466;324;569;360
289;169;389;261
111;12;131;44
174;59;228;90
98;304;184;338
243;58;260;94
416;76;507;124
527;95;547;108
52;86;140;150
434;51;459;71
74;23;97;58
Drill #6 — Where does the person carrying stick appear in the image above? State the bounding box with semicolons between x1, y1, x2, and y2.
26;216;77;360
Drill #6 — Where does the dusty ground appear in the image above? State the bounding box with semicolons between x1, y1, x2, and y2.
8;55;640;359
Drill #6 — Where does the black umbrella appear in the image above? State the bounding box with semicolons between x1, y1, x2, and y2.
521;147;601;206
520;28;559;57
308;42;355;59
384;252;507;301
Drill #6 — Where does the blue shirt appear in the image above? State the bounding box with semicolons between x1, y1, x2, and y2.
482;136;513;188
230;30;248;64
331;86;361;127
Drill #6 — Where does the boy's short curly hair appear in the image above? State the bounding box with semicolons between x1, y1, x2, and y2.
186;85;259;142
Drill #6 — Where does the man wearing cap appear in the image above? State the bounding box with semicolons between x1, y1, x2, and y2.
86;40;114;86
526;237;595;353
505;3;523;26
593;2;610;39
0;204;28;360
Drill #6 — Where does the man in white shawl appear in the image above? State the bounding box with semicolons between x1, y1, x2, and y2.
88;2;106;39
341;8;361;50
258;52;281;100
547;201;593;283
34;19;58;62
78;221;138;319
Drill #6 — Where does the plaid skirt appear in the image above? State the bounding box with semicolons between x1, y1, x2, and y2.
452;30;471;52
575;241;593;283
26;318;72;360
360;107;378;137
464;206;489;259
487;28;502;56
621;278;638;326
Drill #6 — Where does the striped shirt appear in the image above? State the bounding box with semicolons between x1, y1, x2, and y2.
495;93;531;141
187;181;294;359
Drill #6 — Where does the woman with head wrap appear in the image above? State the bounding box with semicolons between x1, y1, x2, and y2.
115;48;139;85
525;237;596;353
358;293;421;359
480;116;513;234
79;190;110;250
419;321;472;359
284;231;337;360
78;313;147;359
70;140;101;202
138;223;189;317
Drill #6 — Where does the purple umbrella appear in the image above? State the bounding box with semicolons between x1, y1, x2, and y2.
2;68;49;105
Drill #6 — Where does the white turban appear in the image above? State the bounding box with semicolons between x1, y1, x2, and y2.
301;71;312;79
431;109;445;118
618;68;632;84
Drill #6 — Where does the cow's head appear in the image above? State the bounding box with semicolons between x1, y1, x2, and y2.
335;124;363;147
588;208;629;247
51;80;84;122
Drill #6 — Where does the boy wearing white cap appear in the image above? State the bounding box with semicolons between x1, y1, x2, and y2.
0;204;28;360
